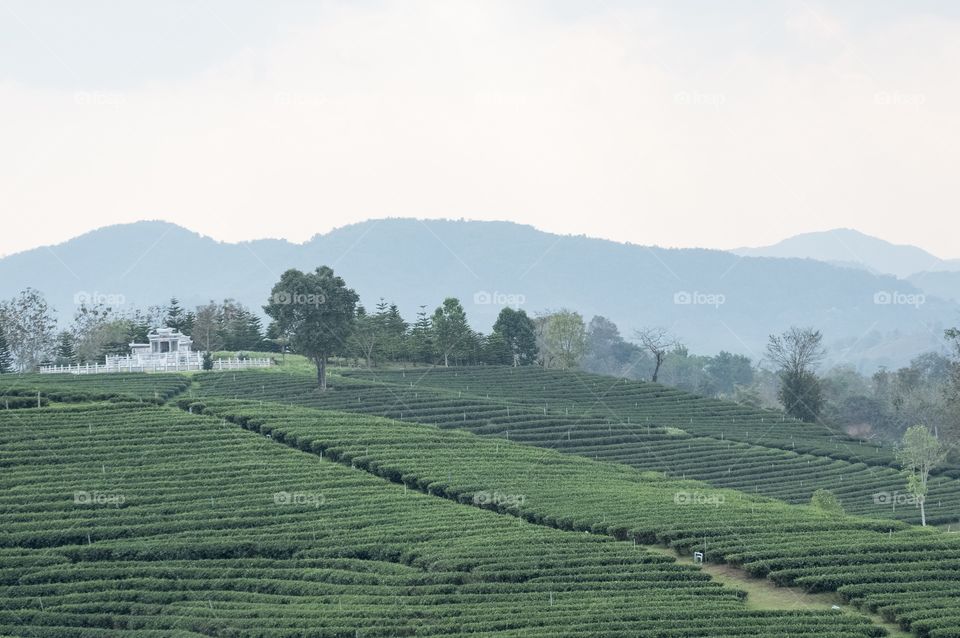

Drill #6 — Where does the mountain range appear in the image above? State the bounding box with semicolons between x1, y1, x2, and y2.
734;228;960;276
2;219;957;371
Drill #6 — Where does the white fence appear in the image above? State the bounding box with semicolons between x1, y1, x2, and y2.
212;358;273;371
40;357;273;375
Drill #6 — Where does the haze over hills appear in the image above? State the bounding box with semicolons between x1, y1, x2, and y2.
1;218;956;371
733;228;960;279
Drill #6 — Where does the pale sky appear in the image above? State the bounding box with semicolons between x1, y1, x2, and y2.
1;0;958;258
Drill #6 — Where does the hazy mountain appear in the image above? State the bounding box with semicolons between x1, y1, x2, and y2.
908;271;960;304
1;219;957;371
733;228;960;279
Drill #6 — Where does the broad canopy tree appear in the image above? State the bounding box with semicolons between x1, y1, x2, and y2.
0;288;57;372
492;307;538;366
432;298;472;367
538;310;586;370
264;266;359;390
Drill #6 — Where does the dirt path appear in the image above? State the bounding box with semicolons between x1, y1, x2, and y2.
648;546;910;637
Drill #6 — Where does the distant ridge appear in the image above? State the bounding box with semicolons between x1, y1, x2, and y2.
1;218;956;371
733;228;960;279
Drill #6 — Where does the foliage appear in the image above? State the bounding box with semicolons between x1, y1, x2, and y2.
537;309;586;369
0;326;10;373
431;298;472;367
703;351;755;397
896;424;948;526
810;489;845;515
492;307;538;366
778;369;824;423
581;315;649;378
0;288;57;372
264;266;359;389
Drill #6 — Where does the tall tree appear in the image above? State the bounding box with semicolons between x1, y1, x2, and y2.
0;326;12;373
165;297;186;332
54;331;77;366
0;288;57;372
493;307;538;366
431;298;471;367
896;424;948;526
635;327;678;382
382;303;409;362
191;302;224;352
539;310;586;370
351;305;381;368
766;327;826;422
945;328;960;446
264;266;358;389
71;303;120;363
409;306;434;364
482;331;513;365
704;351;755;397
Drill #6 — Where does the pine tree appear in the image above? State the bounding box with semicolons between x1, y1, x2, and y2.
410;306;434;365
165;297;186;332
55;331;77;365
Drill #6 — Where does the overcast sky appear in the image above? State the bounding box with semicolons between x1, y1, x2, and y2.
1;0;958;258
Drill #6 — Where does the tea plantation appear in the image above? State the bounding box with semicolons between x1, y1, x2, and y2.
188;368;960;524
1;399;887;637
3;368;959;637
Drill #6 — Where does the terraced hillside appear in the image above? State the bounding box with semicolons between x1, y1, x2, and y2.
189;368;960;525
0;373;189;404
177;395;960;637
0;400;886;637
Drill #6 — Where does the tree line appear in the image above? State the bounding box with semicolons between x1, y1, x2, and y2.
2;267;958;449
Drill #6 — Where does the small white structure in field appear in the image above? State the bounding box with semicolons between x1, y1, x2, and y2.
40;326;272;374
125;327;198;367
693;551;704;564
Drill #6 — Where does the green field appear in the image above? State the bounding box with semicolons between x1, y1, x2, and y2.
186;367;960;525
2;368;958;637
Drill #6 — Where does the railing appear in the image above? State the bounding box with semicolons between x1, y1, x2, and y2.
39;357;273;375
214;358;273;370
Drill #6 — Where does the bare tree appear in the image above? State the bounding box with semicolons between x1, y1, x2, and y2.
766;327;827;422
634;327;677;383
766;327;825;375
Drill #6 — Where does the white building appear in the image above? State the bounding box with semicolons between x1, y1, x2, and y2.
40;326;273;374
123;327;198;369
